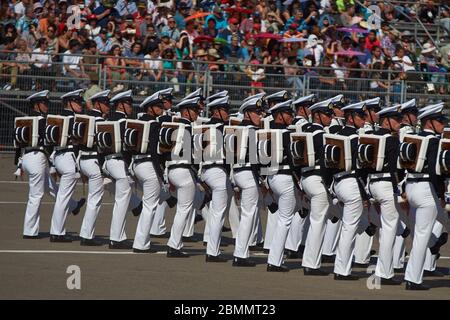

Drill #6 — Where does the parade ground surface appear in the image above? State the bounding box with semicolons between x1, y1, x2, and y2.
0;153;448;300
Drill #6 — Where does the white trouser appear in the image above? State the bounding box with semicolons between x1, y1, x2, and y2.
354;207;374;264
267;174;297;267
263;192;277;250
50;151;79;236
393;208;410;269
370;180;400;279
233;170;262;259
333;177;364;276
132;161;162;250
286;209;308;251
251;204;264;246
79;158;104;239
323;218;342;256
405;181;441;284
22;151;78;236
167;167;196;250
424;220;444;271
151;190;170;236
202;166;232;256
182;187;205;238
201;203;210;243
105;158;132;242
301;175;331;269
228;193;241;239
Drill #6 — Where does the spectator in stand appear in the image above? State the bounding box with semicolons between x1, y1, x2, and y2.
94;28;113;54
368;45;385;69
218;17;243;44
45;24;59;56
85;15;101;39
31;37;53;90
142;47;163;95
104;44;129;92
142;24;160;54
365;30;381;52
63;39;89;88
203;18;218;38
419;0;439;24
162;48;180;94
369;62;389;96
58;25;73;54
246;59;265;96
161;15;181;43
12;38;32;90
303;34;324;67
380;29;397;59
284;51;302;94
332;54;347;91
81;40;100;83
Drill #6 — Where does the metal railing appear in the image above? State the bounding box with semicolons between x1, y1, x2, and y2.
1;54;449;152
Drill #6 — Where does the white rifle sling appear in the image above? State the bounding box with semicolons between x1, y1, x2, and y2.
96;121;122;153
73;114;95;148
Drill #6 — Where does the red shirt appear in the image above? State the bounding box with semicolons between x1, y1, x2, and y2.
365;37;380;51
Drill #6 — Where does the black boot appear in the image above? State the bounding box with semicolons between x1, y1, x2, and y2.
80;237;103;246
167;247;189;258
109;240;132;249
405;281;430;291
50;235;73;243
72;198;86;216
206;254;227;263
232;257;256;267
267;264;289;272
303;267;329;276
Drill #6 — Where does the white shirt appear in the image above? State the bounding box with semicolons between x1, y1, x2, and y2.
331;63;345;81
14;2;25;16
31;48;52;68
144;54;162;71
62;50;82;75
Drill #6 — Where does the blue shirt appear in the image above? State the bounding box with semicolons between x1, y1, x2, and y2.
204;15;228;30
94;36;113;53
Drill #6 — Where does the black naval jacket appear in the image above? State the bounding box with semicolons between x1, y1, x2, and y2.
292;116;311;131
373;128;402;193
304;123;334;187
414;130;445;199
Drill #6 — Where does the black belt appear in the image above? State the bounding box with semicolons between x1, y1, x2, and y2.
134;157;154;164
369;177;392;183
233;166;252;173
334;174;356;184
202;163;224;171
24;148;45;155
277;169;293;176
55;147;74;155
80;155;98;160
406;178;430;183
302;170;321;179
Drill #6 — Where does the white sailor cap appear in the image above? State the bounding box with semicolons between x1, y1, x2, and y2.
174;97;202;111
363;97;381;109
184;88;203;101
330;94;345;107
90;90;110;102
418;102;444;114
239;97;264;114
243;92;265;103
206;90;228;103
342;101;366;116
400;98;418;113
110;89;133;104
27;90;49;102
140;91;164;109
418;104;446;121
292;94;315;108
207;96;230;110
268;99;294;114
265;90;290;104
377;105;402;118
309;98;334;114
159;88;174;99
61;89;84;101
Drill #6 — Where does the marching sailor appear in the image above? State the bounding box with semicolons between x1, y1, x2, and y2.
359;97;381;134
131;92;166;253
404;105;449;290
165;97;202;257
15;90;83;239
399;98;418;140
327;94;346;134
367;106;404;285
300;99;335;275
48;89;86;242
291;94;315;131
265;100;300;272
232;97;264;267
103;90;138;249
332;101;369;280
77;90;110;245
202;95;233;262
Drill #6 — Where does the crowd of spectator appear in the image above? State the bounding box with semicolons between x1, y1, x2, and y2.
0;0;449;102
